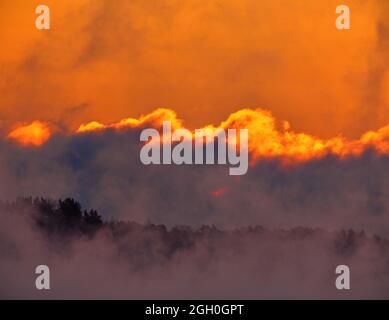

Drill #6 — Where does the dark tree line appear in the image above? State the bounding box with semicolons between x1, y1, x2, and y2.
0;197;103;236
1;196;387;264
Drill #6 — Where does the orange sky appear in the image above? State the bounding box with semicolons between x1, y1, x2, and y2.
0;0;388;138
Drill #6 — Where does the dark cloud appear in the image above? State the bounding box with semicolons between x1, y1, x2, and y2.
1;126;389;236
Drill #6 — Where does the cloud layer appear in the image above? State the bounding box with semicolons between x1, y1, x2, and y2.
2;109;389;237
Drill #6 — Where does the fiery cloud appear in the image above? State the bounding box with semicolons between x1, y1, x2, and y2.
7;107;389;160
7;121;51;146
77;108;182;133
53;107;389;163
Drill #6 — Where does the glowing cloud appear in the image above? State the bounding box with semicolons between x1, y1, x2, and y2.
7;121;51;146
76;107;389;164
76;108;182;133
7;107;389;162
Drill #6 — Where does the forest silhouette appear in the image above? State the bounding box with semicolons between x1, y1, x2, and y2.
1;196;387;256
1;197;389;298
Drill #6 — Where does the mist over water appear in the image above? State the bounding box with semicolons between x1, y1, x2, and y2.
1;198;389;299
